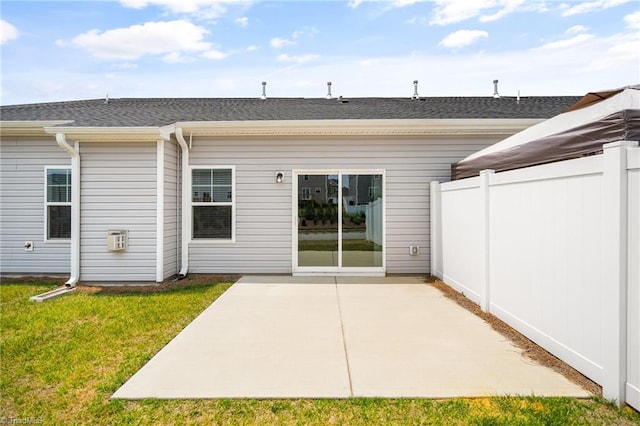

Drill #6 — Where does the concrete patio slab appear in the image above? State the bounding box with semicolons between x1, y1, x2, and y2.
337;284;586;397
112;277;591;399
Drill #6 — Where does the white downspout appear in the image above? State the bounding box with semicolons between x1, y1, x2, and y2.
175;127;190;277
56;133;80;287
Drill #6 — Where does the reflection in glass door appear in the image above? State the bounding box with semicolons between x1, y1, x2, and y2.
341;174;383;268
296;172;383;271
297;174;339;267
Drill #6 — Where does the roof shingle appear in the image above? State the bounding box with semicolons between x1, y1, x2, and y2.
0;96;581;127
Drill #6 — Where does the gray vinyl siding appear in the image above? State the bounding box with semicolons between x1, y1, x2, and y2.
164;139;179;279
188;136;500;274
80;142;156;281
0;138;71;274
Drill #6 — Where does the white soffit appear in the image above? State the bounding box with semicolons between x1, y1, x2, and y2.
175;119;543;137
42;126;164;142
0;121;74;136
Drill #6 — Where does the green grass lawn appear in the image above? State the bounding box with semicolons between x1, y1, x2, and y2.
1;281;639;425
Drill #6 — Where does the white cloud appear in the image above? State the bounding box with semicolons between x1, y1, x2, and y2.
277;53;319;64
430;0;537;25
235;16;249;27
430;0;500;25
439;29;488;48
1;19;19;44
71;20;211;60
270;37;295;48
392;0;423;7
270;27;317;49
350;0;426;9
560;0;629;16
479;0;525;22
291;27;318;40
406;17;420;24
566;25;588;34
246;44;258;51
119;0;243;18
624;11;640;29
162;52;188;63
202;49;227;59
113;62;139;70
539;33;594;50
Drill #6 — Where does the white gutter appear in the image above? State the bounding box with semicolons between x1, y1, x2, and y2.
55;133;80;287
175;127;190;277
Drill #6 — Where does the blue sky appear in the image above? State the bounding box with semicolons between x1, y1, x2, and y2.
1;0;638;105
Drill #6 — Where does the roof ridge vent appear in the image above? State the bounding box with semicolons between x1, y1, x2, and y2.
412;80;420;100
260;81;267;100
326;81;332;99
493;79;500;98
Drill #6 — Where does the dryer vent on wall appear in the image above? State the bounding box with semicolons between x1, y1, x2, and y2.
107;230;127;252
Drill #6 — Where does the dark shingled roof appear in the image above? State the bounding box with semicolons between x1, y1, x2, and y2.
0;96;581;127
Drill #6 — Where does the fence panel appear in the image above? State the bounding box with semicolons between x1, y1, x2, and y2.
489;161;604;383
432;141;639;407
627;148;640;411
365;198;383;246
439;178;484;304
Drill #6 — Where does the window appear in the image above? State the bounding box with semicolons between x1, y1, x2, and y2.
46;168;71;240
192;167;234;240
301;187;311;200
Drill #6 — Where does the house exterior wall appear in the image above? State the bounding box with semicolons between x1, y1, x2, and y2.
80;142;157;281
188;136;499;274
0;137;71;274
164;139;179;279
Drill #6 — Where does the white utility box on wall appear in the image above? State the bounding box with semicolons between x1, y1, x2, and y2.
107;230;127;252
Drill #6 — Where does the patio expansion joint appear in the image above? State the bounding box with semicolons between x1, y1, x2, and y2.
334;281;354;397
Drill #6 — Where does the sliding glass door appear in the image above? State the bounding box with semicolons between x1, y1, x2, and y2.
295;171;384;274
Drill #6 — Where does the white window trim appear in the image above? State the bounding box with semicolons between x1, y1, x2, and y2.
44;166;72;243
189;165;236;243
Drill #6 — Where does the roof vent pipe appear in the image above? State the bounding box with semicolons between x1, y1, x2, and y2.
326;81;332;99
412;80;419;100
493;79;500;98
517;89;520;104
261;81;267;100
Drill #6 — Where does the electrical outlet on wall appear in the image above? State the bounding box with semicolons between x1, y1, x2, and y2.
409;245;419;255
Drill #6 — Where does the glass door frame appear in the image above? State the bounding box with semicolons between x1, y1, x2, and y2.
292;169;386;276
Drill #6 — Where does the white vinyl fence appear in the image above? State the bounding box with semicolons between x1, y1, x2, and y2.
431;141;640;408
366;198;383;246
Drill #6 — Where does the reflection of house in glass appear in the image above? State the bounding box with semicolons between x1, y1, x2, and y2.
342;175;382;214
299;174;339;206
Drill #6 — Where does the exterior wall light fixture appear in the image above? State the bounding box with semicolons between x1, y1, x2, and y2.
276;172;284;183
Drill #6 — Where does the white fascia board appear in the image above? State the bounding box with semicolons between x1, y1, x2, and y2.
42;126;163;142
175;118;543;137
0;121;74;136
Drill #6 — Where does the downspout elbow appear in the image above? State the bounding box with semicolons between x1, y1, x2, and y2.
56;133;80;287
175;127;189;278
